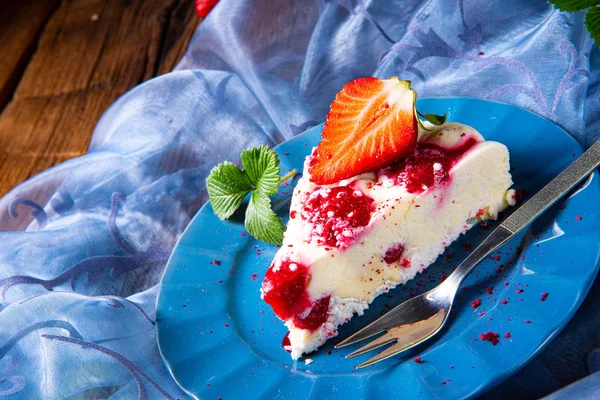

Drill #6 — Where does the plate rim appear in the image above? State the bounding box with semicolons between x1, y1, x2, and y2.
156;96;599;400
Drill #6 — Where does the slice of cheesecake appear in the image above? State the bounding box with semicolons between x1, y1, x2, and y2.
260;78;515;359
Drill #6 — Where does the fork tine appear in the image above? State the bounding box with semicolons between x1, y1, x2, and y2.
334;318;388;349
355;309;447;368
356;340;408;368
336;295;427;349
345;331;397;359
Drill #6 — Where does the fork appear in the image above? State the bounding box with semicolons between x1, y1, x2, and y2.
335;138;600;368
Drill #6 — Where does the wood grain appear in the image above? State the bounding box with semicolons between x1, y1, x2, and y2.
0;0;200;199
0;0;61;111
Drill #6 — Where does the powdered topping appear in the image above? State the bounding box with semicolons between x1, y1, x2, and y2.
378;137;478;193
301;186;373;248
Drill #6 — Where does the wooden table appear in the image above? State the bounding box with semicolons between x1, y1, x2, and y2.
0;0;200;198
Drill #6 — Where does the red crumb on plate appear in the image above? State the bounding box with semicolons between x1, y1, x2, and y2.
479;331;500;345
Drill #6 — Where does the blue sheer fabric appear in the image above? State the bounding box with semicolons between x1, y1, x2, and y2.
0;1;598;398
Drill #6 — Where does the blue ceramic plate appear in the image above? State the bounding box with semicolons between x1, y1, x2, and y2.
156;98;600;399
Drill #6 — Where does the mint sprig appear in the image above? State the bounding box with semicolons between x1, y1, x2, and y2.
549;1;600;45
206;145;295;245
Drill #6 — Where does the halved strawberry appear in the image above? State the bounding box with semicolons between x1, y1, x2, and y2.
309;77;418;185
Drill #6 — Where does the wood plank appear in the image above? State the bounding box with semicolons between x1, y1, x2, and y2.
156;0;202;75
0;0;61;112
0;0;200;204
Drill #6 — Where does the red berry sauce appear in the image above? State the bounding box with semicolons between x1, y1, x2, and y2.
383;243;405;264
262;260;311;320
263;260;331;333
293;296;331;331
282;332;292;352
302;186;373;247
379;138;478;193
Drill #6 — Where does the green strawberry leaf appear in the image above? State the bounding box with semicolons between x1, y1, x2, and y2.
241;145;281;196
549;0;595;13
206;162;253;220
585;6;600;45
245;191;285;245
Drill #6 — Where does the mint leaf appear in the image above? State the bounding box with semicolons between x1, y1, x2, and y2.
586;6;600;45
245;192;285;245
241;145;281;196
549;0;595;12
206;162;253;220
418;111;447;126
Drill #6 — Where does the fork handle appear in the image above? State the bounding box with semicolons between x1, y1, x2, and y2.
442;138;600;296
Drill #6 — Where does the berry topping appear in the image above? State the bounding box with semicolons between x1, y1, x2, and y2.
282;332;292;352
302;186;373;247
309;77;418;184
383;243;405;264
262;260;311;320
293;296;331;331
379;138;478;193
